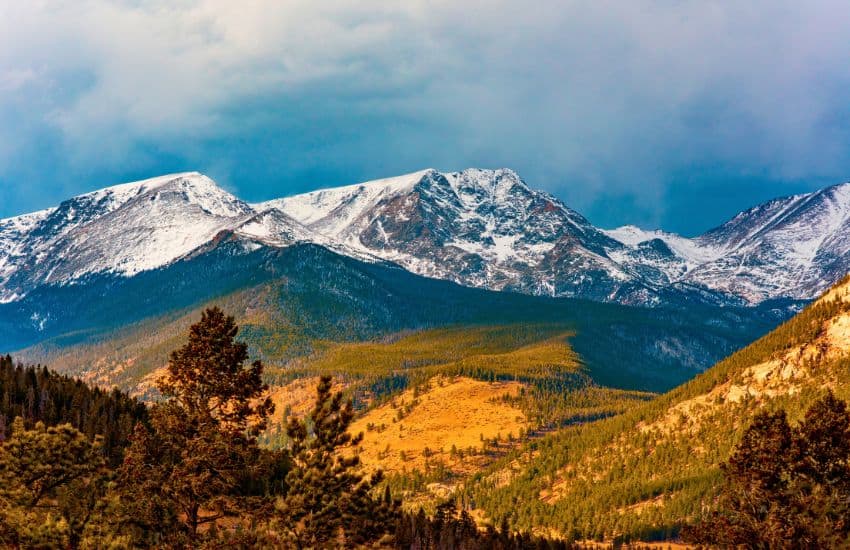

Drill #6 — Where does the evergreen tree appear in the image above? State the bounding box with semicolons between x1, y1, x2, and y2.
789;392;850;547
685;392;850;548
0;418;108;548
273;375;399;547
118;307;278;543
158;307;273;436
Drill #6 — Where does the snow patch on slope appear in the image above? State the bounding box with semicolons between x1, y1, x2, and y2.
604;225;725;268
259;169;433;237
3;169;850;308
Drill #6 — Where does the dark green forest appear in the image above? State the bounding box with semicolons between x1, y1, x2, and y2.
0;355;147;467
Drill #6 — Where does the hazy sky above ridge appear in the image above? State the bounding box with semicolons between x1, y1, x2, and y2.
1;1;849;235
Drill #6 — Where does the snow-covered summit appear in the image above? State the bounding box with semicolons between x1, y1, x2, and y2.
264;168;850;306
0;172;301;303
76;171;199;204
259;169;631;302
258;169;435;238
2;169;850;308
603;181;850;303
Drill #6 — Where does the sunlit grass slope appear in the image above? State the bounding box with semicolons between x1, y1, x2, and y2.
256;325;653;509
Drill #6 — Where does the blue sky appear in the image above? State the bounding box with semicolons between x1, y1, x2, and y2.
1;1;848;235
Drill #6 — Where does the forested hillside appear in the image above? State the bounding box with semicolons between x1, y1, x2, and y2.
256;326;655;509
3;279;849;546
465;275;850;541
10;243;784;397
0;355;146;466
0;309;577;548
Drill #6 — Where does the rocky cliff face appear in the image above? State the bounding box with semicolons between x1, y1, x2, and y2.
268;168;850;306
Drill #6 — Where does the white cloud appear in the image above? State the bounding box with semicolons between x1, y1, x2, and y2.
0;0;849;229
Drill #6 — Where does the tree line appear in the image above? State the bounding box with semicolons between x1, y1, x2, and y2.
0;354;147;467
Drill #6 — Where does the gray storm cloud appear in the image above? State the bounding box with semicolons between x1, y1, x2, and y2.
1;0;848;233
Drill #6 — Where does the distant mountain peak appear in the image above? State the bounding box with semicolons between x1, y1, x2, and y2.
2;168;849;308
0;172;258;303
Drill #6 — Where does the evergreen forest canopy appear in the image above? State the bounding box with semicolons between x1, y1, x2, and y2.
2;301;850;548
0;355;147;467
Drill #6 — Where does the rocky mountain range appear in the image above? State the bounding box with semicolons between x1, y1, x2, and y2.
2;168;849;308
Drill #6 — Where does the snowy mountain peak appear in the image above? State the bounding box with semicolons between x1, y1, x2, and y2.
0;172;278;303
818;180;850;196
80;171;200;200
443;168;533;208
257;169;435;234
2;168;850;308
266;168;632;300
85;171;251;219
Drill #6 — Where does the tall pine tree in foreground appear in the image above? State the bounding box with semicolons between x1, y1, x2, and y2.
157;307;273;436
119;307;280;544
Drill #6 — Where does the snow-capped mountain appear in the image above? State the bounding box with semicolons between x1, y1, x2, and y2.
265;168;850;306
2;168;849;308
0;172;312;303
602;182;850;304
688;184;850;301
261;168;640;302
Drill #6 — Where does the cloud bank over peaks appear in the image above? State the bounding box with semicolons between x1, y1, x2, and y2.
0;1;849;235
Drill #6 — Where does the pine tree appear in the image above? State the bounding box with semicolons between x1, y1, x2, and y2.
273;375;399;547
789;391;850;547
159;306;273;436
118;307;278;542
685;393;850;547
0;418;107;548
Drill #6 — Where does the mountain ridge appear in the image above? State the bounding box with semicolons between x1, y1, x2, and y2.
2;168;849;308
5;240;783;394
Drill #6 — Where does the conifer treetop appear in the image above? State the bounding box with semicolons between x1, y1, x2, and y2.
158;306;273;435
